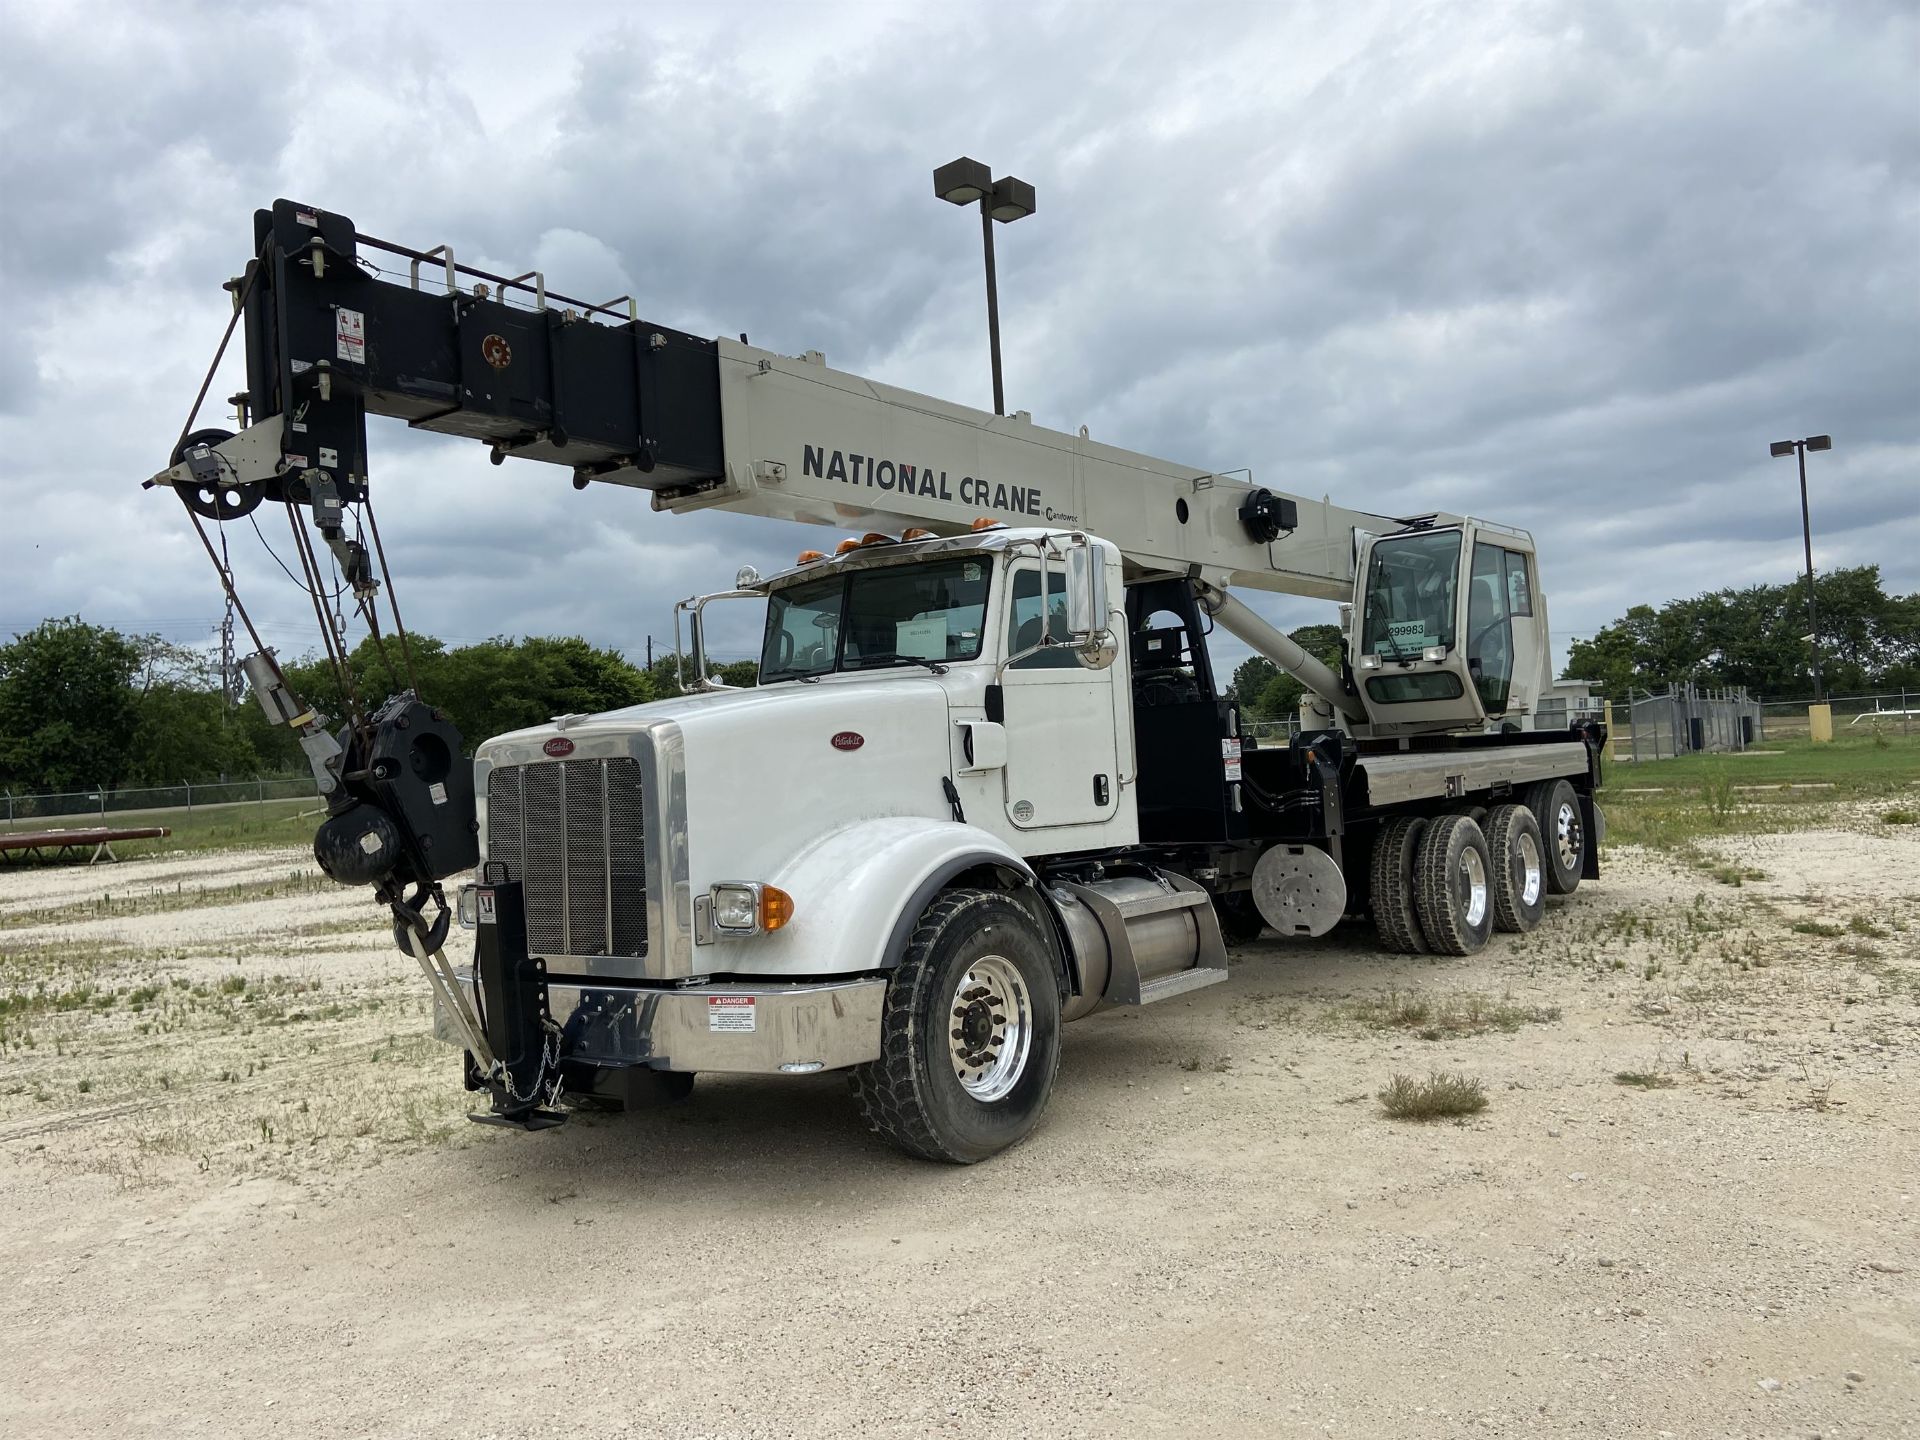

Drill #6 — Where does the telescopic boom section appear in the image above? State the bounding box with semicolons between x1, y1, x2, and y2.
151;200;1453;609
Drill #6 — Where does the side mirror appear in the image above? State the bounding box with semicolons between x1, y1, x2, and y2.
1064;537;1117;670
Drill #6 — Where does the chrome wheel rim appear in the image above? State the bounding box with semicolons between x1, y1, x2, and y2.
1555;801;1582;870
948;954;1032;1102
1459;847;1488;928
1518;831;1543;906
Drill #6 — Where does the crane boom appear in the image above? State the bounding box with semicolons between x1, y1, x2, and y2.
151;200;1445;604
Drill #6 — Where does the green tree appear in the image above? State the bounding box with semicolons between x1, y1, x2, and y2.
1228;657;1279;713
270;633;653;755
1566;565;1918;699
0;618;143;791
125;636;267;784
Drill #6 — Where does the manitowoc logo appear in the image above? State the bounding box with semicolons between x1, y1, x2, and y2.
802;444;1052;519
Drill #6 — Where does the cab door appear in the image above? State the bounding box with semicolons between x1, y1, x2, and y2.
997;560;1122;832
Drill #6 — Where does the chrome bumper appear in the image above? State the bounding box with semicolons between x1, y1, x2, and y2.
431;970;887;1075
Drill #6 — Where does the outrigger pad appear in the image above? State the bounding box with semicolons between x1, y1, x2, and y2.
469;1107;568;1132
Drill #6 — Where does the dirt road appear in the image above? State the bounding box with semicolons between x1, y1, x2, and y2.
2;817;1915;1438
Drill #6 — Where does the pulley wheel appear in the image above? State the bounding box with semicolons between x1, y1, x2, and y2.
170;427;264;521
1250;843;1348;938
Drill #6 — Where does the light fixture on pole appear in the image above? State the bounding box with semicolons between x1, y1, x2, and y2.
934;157;1036;416
1767;433;1833;702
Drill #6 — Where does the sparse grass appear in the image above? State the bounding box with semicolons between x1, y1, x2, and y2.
1603;734;1920;860
1790;919;1845;938
1613;1070;1677;1090
1344;987;1560;1040
0;870;334;931
1881;808;1917;826
1378;1071;1488;1121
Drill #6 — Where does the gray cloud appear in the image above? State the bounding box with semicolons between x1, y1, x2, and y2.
3;0;1914;694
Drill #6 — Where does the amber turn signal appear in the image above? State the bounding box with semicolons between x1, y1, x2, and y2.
761;885;794;932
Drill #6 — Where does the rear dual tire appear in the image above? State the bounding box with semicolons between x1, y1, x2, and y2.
1413;813;1496;956
1485;802;1547;934
1525;778;1586;896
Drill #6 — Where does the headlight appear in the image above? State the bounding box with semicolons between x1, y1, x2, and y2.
456;884;477;929
709;882;795;935
1358;653;1382;670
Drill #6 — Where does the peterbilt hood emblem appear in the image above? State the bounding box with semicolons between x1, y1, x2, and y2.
543;737;575;757
830;731;865;751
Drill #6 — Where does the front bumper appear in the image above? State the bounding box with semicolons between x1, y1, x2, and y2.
432;970;887;1075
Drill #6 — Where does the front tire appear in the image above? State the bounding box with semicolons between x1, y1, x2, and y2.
849;889;1062;1164
1413;813;1495;955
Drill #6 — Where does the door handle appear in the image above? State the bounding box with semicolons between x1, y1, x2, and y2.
1093;774;1110;806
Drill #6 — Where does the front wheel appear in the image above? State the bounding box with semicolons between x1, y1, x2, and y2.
849;889;1062;1163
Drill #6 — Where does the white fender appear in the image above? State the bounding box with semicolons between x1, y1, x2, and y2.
696;816;1035;979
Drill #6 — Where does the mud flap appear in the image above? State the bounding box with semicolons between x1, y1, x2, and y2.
1579;795;1603;880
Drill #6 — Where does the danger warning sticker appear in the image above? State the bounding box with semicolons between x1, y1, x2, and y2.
1221;736;1244;783
707;996;756;1033
336;307;366;364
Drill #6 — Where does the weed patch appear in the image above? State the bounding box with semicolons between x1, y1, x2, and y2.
1378;1071;1488;1121
1343;987;1560;1039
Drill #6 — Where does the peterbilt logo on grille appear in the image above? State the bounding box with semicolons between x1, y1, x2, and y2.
543;737;575;757
830;731;865;752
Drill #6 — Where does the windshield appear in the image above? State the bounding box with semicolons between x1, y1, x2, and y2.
1359;531;1462;659
759;557;991;682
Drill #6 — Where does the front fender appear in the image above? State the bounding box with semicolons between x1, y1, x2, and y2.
696;817;1033;979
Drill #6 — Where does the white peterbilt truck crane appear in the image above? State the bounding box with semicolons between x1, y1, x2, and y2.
151;200;1605;1161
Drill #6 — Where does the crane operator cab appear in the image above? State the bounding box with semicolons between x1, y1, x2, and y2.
1349;520;1554;737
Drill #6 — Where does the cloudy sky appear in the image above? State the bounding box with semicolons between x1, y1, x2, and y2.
3;0;1914;686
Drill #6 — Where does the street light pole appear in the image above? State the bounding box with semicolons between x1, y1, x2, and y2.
1769;433;1832;704
933;157;1036;417
1795;443;1821;703
979;200;1005;417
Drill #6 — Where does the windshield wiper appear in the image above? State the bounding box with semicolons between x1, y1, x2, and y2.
849;654;948;675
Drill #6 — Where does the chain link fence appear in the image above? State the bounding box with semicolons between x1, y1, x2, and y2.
2;775;314;831
1756;691;1917;742
1614;684;1764;761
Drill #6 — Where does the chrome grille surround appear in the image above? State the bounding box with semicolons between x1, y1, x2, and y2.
486;757;648;962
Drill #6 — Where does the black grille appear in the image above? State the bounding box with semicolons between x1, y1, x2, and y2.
485;758;648;958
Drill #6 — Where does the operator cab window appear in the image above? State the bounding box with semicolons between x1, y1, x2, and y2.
1359;530;1461;660
1004;566;1077;669
1466;541;1515;713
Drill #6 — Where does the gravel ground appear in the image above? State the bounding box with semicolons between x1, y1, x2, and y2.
1;814;1916;1438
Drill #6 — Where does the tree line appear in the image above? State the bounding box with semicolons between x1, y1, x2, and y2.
1564;565;1917;700
0;618;752;795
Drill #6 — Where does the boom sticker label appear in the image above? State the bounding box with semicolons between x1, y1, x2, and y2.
708;996;756;1033
336;307;366;364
